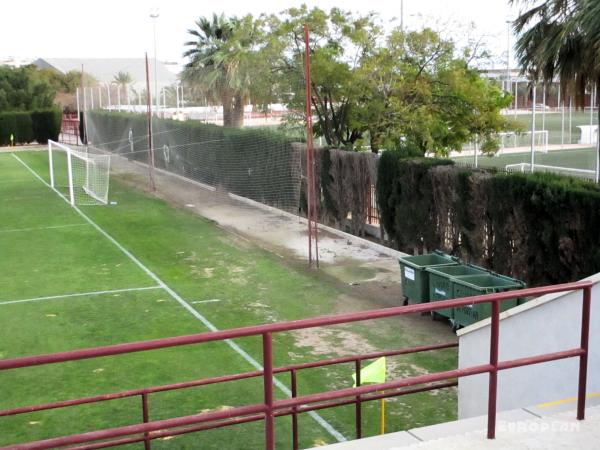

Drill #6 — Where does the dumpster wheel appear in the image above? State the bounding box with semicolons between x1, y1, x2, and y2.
402;296;409;306
450;319;460;332
430;311;445;321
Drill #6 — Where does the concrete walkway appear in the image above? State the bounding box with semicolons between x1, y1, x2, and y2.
314;397;600;450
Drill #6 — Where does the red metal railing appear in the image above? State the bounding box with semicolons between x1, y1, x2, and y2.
0;281;592;449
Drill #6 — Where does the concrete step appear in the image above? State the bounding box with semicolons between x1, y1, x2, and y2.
312;395;600;450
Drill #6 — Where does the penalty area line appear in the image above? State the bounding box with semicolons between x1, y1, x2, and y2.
11;153;346;443
0;286;163;306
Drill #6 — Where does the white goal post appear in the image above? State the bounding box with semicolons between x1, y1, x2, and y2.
48;140;111;206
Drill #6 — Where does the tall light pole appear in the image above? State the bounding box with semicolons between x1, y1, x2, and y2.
506;19;512;96
401;0;404;32
150;8;160;116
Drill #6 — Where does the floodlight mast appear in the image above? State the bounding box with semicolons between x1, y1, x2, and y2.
150;8;160;117
506;19;511;96
530;83;537;172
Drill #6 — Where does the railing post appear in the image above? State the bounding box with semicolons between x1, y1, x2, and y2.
355;359;362;439
291;369;299;450
141;393;151;450
263;332;275;450
487;299;500;439
577;286;592;420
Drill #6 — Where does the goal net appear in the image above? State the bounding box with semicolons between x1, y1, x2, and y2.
48;140;111;205
83;110;302;214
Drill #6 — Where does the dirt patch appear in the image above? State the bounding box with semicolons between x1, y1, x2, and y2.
292;326;379;358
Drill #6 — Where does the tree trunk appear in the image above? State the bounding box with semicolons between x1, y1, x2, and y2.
369;129;381;154
231;93;245;128
222;90;233;127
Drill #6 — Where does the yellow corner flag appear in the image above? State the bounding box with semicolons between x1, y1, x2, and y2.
352;357;387;435
352;356;386;387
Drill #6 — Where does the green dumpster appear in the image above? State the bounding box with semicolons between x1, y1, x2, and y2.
452;274;526;327
398;251;458;305
426;264;489;318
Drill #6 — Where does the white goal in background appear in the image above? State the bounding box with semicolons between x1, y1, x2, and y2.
505;162;596;180
497;130;549;154
48;140;111;205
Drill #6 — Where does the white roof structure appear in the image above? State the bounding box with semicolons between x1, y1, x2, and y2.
32;58;177;90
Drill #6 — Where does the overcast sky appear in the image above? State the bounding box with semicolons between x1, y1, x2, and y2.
2;0;522;68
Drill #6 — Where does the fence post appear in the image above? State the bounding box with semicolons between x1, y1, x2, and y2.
263;332;275;450
291;369;299;450
487;300;500;439
355;359;362;439
577;286;592;420
141;393;151;450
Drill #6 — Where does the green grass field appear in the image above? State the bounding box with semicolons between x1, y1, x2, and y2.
454;146;597;174
0;150;457;449
454;111;598;175
510;110;598;146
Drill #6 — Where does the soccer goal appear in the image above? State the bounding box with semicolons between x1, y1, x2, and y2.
505;162;596;180
48;140;111;205
497;130;549;154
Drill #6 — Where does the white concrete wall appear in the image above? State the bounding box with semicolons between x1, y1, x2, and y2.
457;273;600;419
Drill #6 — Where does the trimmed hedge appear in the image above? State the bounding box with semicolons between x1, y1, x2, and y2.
31;110;63;144
0;109;62;145
377;157;600;285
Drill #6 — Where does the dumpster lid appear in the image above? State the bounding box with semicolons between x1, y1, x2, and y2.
453;273;526;290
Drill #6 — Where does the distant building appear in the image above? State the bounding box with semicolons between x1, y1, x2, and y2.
32;58;177;91
0;56;34;68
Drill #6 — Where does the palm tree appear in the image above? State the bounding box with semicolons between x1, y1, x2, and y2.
112;71;134;107
182;14;259;127
512;0;600;180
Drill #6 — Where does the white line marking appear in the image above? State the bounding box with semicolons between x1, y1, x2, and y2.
0;223;89;234
12;153;346;442
0;286;163;306
191;299;222;304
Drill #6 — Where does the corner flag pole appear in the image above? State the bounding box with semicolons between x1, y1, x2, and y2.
352;357;387;435
380;396;385;434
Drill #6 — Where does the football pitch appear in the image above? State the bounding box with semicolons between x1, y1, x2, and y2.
454;111;598;175
453;146;597;173
0;150;456;448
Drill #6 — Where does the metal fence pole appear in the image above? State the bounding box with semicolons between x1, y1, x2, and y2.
577;286;592;420
355;359;362;439
291;369;299;450
487;300;500;439
142;393;151;450
263;333;275;450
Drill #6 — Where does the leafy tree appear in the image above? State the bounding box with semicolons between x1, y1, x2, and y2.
512;0;600;175
269;6;380;148
269;7;512;154
0;66;56;111
182;13;266;127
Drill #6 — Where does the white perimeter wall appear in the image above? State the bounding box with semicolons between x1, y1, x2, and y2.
457;273;600;419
